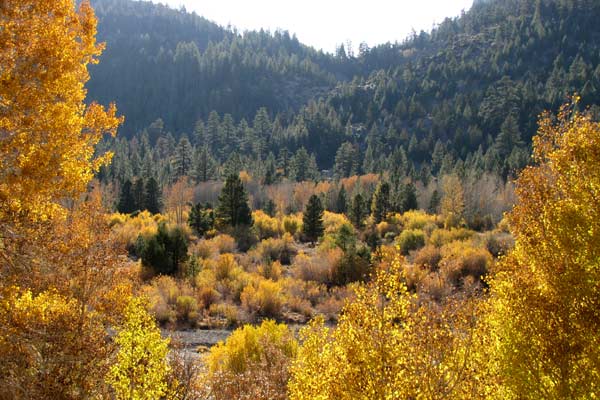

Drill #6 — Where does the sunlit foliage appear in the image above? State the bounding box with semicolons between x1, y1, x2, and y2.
0;0;122;221
485;101;600;398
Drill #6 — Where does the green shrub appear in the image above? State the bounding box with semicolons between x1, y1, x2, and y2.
396;229;426;255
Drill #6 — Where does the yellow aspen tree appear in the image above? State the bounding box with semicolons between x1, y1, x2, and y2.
0;0;122;222
289;248;488;400
290;252;413;400
440;174;465;228
0;287;110;399
486;101;600;398
107;296;170;400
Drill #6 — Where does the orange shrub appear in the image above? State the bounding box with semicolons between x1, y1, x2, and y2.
413;245;442;271
439;242;492;286
281;278;327;307
419;273;453;301
189;240;214;260
291;249;341;284
210;234;237;254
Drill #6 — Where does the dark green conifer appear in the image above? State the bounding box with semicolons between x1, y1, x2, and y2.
371;181;391;223
302;194;324;244
117;180;136;214
144;177;162;214
216;174;253;227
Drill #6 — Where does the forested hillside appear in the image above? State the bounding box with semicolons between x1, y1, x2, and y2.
88;0;341;135
4;0;600;398
89;0;600;179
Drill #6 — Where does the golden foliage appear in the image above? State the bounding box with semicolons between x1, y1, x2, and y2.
485;102;600;398
205;320;297;400
0;287;111;399
253;209;284;239
0;0;122;221
289;252;487;399
107;296;170;400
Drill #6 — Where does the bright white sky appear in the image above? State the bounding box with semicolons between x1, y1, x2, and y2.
150;0;474;54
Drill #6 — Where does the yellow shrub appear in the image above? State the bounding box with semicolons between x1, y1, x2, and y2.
141;275;198;325
253;210;283;239
400;210;440;230
428;228;475;247
323;211;350;234
439;241;492;286
108;212;128;227
258;260;283;281
396;229;426;255
109;210;165;249
376;221;395;237
214;254;240;281
240;278;285;318
206;320;297;400
175;295;199;323
252;233;296;264
282;213;302;236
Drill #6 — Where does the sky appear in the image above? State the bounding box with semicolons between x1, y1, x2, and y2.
150;0;475;54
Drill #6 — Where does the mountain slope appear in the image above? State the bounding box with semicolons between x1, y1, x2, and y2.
88;0;343;136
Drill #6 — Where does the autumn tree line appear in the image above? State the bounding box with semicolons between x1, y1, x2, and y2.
1;1;600;400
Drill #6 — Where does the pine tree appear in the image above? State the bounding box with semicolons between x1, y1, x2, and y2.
194;145;216;182
252;107;271;158
188;202;215;237
333;142;358;178
428;189;441;214
173;136;193;178
371;181;391;223
219;114;236;160
193;119;206;147
493;114;523;158
222;152;243;179
137;222;188;275
144;177;162;214
216;174;253;227
399;182;418;213
337;185;348;214
278;148;291;178
350;193;366;228
206;111;221;156
302;195;324;244
292;147;313;182
263;199;276;217
118;180;136;214
264;153;277;185
132;177;145;211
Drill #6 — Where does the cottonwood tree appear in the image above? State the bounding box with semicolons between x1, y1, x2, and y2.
485;102;600;398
